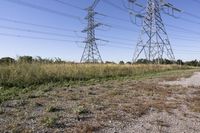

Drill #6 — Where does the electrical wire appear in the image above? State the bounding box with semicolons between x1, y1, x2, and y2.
4;0;81;20
0;25;83;39
52;0;84;10
0;32;82;43
0;17;79;32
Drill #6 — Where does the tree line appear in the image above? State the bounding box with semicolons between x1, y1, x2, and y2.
0;56;199;66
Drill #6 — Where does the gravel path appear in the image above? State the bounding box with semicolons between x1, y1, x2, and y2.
161;72;200;87
100;72;200;133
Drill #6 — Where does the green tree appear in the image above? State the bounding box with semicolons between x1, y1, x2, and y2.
18;56;33;63
0;57;15;64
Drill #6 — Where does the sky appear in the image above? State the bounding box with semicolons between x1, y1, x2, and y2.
0;0;200;62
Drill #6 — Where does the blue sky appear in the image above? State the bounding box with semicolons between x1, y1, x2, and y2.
0;0;200;62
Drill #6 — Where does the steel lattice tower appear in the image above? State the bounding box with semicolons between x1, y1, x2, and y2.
133;0;175;63
80;6;103;63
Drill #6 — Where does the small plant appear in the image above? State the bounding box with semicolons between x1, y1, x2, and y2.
0;108;4;114
73;105;90;115
41;116;58;127
46;106;60;112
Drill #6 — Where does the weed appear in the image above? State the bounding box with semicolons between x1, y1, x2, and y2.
0;108;4;114
73;105;91;115
46;106;60;112
41;116;58;127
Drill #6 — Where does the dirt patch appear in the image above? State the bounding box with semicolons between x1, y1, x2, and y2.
161;72;200;87
99;72;200;133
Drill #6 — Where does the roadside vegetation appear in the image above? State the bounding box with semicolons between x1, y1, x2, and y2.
0;56;196;103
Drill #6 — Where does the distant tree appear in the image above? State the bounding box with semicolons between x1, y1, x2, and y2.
0;57;15;64
119;61;125;65
177;59;184;65
185;60;199;66
126;61;132;65
18;56;33;63
163;59;173;64
136;59;150;64
105;61;116;64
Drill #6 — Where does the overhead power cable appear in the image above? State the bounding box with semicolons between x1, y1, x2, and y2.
4;0;81;21
0;32;82;42
52;0;84;10
1;32;200;52
0;25;83;39
0;17;79;32
183;11;200;20
101;0;127;12
166;24;200;35
0;18;199;44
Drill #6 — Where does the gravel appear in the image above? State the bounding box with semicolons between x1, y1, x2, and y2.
161;72;200;87
100;72;200;133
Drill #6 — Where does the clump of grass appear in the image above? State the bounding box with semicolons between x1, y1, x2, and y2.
41;116;58;127
34;102;43;107
0;108;4;114
73;105;91;115
188;97;200;112
46;106;60;112
75;123;102;133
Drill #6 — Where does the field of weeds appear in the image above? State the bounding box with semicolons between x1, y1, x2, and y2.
0;63;190;88
0;63;191;103
0;63;199;132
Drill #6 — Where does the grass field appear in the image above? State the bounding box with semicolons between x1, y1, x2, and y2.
0;63;192;103
0;63;190;88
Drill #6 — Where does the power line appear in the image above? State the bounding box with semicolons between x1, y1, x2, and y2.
0;32;81;43
0;25;83;39
183;11;200;20
1;18;200;45
166;24;200;35
4;16;197;42
4;0;200;37
2;1;200;48
52;0;84;10
1;32;200;53
4;0;81;21
53;0;132;23
0;17;138;42
1;23;199;47
0;17;79;32
101;0;127;12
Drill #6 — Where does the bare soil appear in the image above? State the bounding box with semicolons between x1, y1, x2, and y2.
1;70;200;133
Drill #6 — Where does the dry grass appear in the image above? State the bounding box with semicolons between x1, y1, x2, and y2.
0;73;192;132
0;63;189;88
187;88;200;113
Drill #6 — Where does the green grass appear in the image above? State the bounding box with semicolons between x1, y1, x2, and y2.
41;116;58;127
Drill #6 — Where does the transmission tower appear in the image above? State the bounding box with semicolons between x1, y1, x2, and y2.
81;0;103;63
128;0;180;63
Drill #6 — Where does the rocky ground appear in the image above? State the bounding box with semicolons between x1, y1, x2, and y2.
101;72;200;133
0;70;200;133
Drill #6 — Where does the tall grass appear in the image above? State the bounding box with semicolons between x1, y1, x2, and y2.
0;63;189;88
